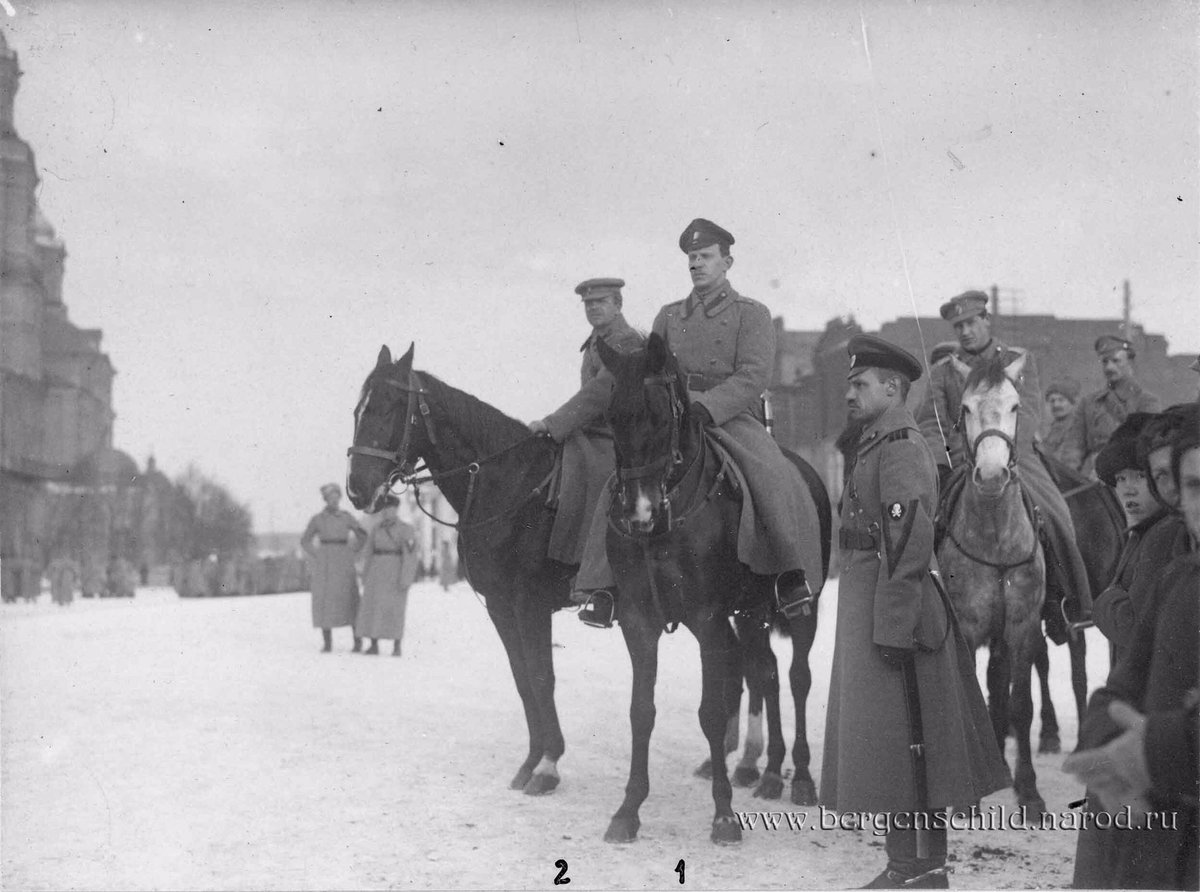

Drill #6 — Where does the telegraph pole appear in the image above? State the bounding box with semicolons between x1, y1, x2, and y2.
1122;279;1132;340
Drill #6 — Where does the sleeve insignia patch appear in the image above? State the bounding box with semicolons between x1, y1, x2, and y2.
888;502;905;520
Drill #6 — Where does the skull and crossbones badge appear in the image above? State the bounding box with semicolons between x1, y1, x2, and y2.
888;502;905;520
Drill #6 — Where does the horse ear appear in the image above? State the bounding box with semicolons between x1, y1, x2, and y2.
950;355;971;381
398;342;415;368
377;345;392;367
646;332;669;373
1004;350;1027;383
596;336;621;372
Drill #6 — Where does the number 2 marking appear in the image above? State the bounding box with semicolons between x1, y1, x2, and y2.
554;859;570;885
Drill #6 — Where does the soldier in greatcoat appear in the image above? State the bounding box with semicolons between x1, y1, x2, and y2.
301;483;366;652
915;291;1093;633
355;495;420;656
1041;378;1084;471
528;277;644;623
824;334;1009;889
1073;334;1162;476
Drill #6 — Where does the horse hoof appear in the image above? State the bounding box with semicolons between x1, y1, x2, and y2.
1039;734;1061;754
693;758;715;780
1019;796;1049;817
711;816;743;845
790;778;818;806
604;815;640;844
523;773;559;796
732;765;761;787
753;771;784;800
509;766;534;790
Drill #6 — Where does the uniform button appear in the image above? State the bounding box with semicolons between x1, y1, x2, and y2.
715;338;722;345
709;359;717;365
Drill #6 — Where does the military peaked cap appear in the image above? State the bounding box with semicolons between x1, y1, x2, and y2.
320;482;341;498
1095;412;1157;486
574;277;625;300
939;290;989;324
846;333;923;382
1094;334;1135;358
679;218;735;253
1044;378;1082;402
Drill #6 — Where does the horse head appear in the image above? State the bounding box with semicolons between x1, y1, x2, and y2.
953;351;1028;495
598;332;692;534
346;342;422;512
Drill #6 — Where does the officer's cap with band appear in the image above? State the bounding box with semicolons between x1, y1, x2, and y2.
939;290;989;325
679;218;735;253
1095;334;1135;358
1095;412;1157;486
574;278;625;300
846;333;923;382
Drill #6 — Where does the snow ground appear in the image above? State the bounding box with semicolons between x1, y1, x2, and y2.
2;582;1112;890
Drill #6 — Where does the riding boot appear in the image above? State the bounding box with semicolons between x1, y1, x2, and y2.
775;568;815;620
859;814;948;888
578;589;616;628
364;638;380;655
321;629;332;653
352;635;362;653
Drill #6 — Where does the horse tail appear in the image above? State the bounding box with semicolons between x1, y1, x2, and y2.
782;448;833;583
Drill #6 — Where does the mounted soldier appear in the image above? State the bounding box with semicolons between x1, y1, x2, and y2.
915;290;1093;630
1074;334;1162;476
528;278;644;621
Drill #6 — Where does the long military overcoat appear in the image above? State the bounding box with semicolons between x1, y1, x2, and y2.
543;314;644;565
652;284;822;579
915;340;1092;615
821;403;1009;813
301;508;363;628
1073;379;1163;476
355;517;419;641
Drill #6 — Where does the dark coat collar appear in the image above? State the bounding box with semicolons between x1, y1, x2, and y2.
580;312;635;351
682;282;738;319
857;403;916;453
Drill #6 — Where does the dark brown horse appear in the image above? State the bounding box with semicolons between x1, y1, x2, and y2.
597;334;830;844
346;344;573;795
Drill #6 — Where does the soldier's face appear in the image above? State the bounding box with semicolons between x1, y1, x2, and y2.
1148;445;1178;508
1114;469;1156;526
845;369;893;423
1178;447;1200;543
687;244;732;291
953;314;990;353
1046;393;1074;420
1100;350;1134;384
583;295;620;330
322;489;341;509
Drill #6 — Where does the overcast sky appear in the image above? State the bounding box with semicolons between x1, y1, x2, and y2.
7;0;1197;531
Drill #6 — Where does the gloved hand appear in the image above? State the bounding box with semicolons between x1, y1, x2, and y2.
691;402;714;426
877;644;914;668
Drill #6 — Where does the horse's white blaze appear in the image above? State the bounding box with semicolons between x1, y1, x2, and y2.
533;755;559;778
961;377;1020;483
633;488;654;525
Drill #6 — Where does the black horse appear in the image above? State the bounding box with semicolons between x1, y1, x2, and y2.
346;344;572;795
597;334;831;844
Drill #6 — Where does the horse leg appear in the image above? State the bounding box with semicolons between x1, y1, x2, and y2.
486;604;545;790
749;631;786;801
732;685;763;787
697;619;742;845
1033;633;1061;754
516;597;564;796
985;639;1012;761
1069;631;1088;731
1010;628;1047;815
695;634;742;780
788;612;819;805
604;607;660;843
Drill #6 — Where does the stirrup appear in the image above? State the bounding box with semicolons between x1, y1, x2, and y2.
775;570;814;620
578;590;615;628
1060;599;1094;635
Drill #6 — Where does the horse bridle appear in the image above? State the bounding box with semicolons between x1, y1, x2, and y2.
347;370;438;497
612;374;686;519
956;405;1020;472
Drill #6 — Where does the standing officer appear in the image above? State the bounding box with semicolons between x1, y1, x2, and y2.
915;290;1093;628
528;278;644;624
301;483;366;652
824;334;1008;889
1074;335;1162;476
1042;378;1084;471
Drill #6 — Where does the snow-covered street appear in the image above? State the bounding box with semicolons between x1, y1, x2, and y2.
2;582;1112;890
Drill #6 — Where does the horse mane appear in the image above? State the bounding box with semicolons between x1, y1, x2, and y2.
417;370;531;452
963;353;1016;395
